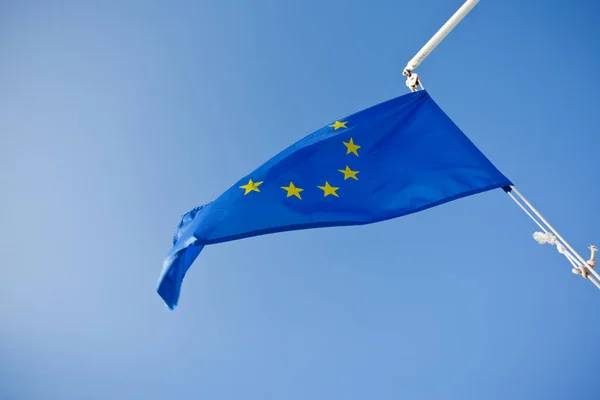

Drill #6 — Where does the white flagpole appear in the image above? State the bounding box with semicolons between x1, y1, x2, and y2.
402;0;598;289
403;0;481;91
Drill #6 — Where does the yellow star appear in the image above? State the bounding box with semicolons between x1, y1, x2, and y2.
239;179;263;195
329;120;348;130
338;166;359;180
343;137;360;156
281;182;304;199
317;181;340;197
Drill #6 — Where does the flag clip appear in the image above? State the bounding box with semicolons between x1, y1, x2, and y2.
402;69;423;92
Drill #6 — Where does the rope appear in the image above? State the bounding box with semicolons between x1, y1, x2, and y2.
507;191;548;233
510;187;596;272
588;275;600;289
506;186;600;288
509;186;600;283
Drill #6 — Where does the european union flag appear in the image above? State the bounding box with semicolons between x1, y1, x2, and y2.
157;90;511;309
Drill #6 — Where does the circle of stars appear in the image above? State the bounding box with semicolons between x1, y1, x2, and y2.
239;120;360;199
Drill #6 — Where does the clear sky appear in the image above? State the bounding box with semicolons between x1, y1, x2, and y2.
2;0;599;399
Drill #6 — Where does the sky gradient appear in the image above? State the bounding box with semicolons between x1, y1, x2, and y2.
2;0;599;399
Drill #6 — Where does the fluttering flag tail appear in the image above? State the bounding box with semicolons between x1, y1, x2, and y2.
157;90;512;309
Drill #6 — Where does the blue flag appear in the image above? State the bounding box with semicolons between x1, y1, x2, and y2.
157;90;511;309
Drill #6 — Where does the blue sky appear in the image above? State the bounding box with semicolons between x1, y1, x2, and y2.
1;0;599;399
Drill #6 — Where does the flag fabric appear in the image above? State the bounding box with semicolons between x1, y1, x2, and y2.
157;90;512;309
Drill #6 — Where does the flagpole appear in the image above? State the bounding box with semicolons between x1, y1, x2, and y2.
403;0;481;91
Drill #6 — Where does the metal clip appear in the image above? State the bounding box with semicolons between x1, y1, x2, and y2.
403;69;423;92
